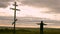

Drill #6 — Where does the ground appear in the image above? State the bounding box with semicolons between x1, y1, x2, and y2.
0;28;60;34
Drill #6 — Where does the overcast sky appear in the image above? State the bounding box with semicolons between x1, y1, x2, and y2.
0;0;60;28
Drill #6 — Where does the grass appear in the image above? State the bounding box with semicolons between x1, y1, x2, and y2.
0;28;40;34
0;28;60;34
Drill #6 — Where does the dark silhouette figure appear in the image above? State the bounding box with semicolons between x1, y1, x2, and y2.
40;21;47;34
37;21;47;34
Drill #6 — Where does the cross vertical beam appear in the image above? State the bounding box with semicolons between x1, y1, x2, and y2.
14;2;16;34
10;2;20;34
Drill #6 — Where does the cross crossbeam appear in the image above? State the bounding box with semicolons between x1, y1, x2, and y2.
10;2;20;34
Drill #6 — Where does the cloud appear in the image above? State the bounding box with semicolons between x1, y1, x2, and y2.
0;16;60;27
0;0;14;2
21;0;60;7
0;0;14;8
0;0;60;13
21;0;60;14
0;2;10;8
0;16;13;20
21;0;44;7
0;16;60;23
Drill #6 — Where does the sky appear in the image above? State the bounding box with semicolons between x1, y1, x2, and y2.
0;0;60;28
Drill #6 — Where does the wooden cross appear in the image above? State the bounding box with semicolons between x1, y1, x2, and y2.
37;21;47;34
10;2;20;34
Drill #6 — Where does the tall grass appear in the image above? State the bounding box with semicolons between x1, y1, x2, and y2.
0;28;60;34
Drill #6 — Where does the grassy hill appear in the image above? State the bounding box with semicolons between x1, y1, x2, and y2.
0;27;60;34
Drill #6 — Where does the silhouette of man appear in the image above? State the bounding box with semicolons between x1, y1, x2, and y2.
40;21;46;34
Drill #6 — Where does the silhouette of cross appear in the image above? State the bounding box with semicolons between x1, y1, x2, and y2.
10;2;20;34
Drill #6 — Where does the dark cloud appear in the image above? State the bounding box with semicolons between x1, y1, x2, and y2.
0;16;60;26
17;17;60;26
0;0;14;8
21;0;60;7
0;2;10;8
12;17;60;24
0;16;60;23
21;0;60;14
0;0;14;2
21;0;44;7
0;16;13;20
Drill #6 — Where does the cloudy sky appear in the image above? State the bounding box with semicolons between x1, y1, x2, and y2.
0;0;60;28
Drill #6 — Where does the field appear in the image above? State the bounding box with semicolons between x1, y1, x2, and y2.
0;28;60;34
